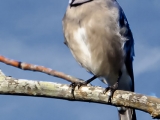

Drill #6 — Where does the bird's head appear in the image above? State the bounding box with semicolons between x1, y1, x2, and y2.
69;0;92;6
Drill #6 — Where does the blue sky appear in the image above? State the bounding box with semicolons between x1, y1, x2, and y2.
0;0;160;120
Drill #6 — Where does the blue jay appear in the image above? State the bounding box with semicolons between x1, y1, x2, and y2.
63;0;136;120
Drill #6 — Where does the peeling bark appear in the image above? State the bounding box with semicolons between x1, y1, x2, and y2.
0;70;160;118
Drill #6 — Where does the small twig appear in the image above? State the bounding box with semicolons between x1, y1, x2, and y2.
0;55;83;83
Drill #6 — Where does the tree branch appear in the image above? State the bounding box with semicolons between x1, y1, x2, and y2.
0;70;160;118
0;55;83;83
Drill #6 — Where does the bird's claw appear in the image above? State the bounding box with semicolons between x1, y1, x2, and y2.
70;81;88;98
70;81;87;90
103;82;118;103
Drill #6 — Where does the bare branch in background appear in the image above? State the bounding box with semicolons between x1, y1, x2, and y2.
0;55;83;83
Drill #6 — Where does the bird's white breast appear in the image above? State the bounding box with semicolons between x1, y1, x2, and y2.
72;27;92;69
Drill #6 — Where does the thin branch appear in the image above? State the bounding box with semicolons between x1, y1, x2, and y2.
0;55;83;83
0;70;160;119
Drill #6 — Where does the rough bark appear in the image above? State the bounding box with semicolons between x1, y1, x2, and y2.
0;70;160;119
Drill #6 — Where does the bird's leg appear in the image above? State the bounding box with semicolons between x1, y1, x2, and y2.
104;71;122;103
70;75;97;89
70;75;97;97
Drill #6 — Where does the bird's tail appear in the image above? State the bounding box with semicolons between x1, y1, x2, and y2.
118;107;136;120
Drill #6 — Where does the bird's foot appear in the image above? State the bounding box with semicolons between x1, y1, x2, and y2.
103;82;118;103
70;81;88;90
70;81;88;98
70;75;97;98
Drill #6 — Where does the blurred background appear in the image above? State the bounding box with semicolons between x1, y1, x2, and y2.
0;0;160;119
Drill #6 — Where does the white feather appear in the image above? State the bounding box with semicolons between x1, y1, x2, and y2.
73;27;92;67
69;0;72;4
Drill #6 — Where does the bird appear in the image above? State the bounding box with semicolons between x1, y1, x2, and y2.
62;0;136;120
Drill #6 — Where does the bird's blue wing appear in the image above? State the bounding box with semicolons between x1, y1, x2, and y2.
118;7;135;91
